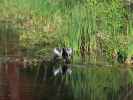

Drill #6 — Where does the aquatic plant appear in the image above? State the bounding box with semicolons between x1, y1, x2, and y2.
56;0;129;63
0;0;132;62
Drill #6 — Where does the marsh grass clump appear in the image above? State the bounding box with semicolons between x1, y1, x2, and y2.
0;0;131;63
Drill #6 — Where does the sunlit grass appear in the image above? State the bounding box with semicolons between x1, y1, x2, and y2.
0;0;131;62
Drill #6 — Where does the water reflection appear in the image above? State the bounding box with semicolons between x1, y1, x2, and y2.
0;59;133;100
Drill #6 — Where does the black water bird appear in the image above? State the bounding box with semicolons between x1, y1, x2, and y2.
117;50;127;64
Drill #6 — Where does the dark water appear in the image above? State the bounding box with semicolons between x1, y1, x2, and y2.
0;61;133;100
0;61;74;100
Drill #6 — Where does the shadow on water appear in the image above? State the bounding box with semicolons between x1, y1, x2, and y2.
0;60;133;100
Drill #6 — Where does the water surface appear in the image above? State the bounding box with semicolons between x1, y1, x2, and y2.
0;61;133;100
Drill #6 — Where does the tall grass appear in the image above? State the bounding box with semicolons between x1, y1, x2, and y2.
56;0;129;63
0;0;131;61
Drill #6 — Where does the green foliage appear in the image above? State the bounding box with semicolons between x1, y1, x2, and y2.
0;0;132;62
56;0;129;63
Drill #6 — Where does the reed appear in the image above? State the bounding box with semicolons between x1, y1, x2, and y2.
0;0;132;61
56;0;129;63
